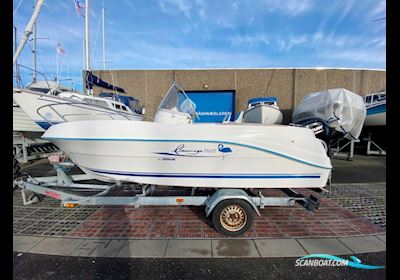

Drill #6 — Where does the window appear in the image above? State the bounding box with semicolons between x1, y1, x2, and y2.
92;100;108;107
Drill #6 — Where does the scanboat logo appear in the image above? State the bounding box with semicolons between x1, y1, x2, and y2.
295;254;384;270
154;144;233;158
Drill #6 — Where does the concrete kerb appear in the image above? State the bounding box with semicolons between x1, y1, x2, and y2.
13;234;386;258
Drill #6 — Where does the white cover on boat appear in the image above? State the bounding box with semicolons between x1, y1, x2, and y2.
292;88;366;139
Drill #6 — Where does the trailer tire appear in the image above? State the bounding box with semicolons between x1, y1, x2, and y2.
212;199;254;237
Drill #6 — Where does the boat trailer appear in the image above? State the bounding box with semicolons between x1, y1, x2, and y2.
16;162;322;237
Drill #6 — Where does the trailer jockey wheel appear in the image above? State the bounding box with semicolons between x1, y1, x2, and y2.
212;199;254;237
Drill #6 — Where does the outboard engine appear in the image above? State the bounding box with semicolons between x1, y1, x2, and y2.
293;118;333;143
291;118;336;156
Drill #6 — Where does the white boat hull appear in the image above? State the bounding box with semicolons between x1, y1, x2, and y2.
364;112;386;126
13;90;142;129
43;120;332;189
243;105;283;124
13;105;44;132
364;104;386;126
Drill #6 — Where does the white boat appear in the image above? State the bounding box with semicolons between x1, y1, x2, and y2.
13;80;76;134
43;83;332;189
363;91;386;126
13;0;143;131
13;87;143;129
242;97;283;124
13;102;44;133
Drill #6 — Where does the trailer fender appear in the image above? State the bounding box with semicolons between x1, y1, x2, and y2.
205;189;260;217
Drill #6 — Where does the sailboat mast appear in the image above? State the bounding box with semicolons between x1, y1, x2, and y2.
14;26;21;87
84;0;90;72
13;0;44;65
102;5;106;70
32;0;38;82
33;22;37;82
84;0;92;95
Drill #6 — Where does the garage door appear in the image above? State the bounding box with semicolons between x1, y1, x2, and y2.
185;91;235;123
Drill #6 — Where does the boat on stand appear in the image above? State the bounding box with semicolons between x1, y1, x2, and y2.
363;91;386;127
13;0;144;130
242;97;283;124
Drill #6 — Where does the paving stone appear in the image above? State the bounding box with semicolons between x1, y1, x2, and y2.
117;240;168;258
297;238;353;255
254;239;307;257
72;239;129;257
339;236;386;253
13;235;45;252
375;234;386;243
29;237;84;256
212;240;260;258
165;240;212;258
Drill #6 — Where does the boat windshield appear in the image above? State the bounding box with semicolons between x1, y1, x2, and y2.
158;83;198;119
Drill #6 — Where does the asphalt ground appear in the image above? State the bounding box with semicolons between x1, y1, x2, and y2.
14;251;386;280
331;155;386;184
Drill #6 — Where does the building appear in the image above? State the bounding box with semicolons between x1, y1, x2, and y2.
90;68;386;123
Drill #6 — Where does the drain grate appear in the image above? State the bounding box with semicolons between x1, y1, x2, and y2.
23;208;59;220
19;220;60;235
13;207;40;219
45;221;83;236
43;209;76;220
66;209;99;220
328;184;386;228
13;219;38;234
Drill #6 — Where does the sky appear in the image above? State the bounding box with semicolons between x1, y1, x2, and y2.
13;0;386;92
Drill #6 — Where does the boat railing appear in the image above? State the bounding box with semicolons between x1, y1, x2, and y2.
13;64;51;89
36;100;134;125
222;112;232;123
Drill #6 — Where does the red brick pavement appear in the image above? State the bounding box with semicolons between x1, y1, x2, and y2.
67;192;384;239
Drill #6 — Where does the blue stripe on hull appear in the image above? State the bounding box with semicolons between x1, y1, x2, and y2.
87;168;321;179
367;103;386;116
35;121;62;129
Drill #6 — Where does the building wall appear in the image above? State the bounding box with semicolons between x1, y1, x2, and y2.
91;68;386;123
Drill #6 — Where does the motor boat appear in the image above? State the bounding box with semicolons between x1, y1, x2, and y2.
13;75;144;129
363;91;386;126
242;97;283;124
292;88;366;141
43;83;332;190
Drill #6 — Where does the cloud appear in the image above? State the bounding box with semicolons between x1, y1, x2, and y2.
123;0;135;13
110;37;274;68
159;0;192;18
320;48;385;64
229;34;270;47
338;0;357;23
263;0;314;17
368;0;386;19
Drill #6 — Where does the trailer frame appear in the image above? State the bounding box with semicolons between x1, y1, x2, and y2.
18;162;322;236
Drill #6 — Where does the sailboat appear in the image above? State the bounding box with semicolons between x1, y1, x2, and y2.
13;0;144;129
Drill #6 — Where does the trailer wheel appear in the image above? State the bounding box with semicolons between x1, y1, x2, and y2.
212;199;254;237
